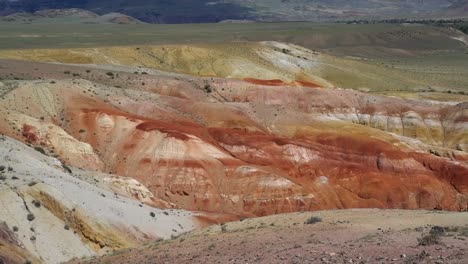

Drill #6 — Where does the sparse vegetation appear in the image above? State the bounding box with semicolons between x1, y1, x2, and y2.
32;200;41;208
304;216;322;225
27;213;35;221
204;84;212;93
34;146;46;155
418;227;443;246
220;223;227;233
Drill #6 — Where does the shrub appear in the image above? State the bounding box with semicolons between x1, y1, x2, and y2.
27;213;35;221
304;216;322;225
429;226;445;236
220;223;227;233
32;200;41;208
418;233;441;246
150;212;156;217
204;84;212;93
34;146;46;155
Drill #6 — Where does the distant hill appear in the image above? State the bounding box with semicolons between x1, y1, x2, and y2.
0;0;467;23
0;8;145;24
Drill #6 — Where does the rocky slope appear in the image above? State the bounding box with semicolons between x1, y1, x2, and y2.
0;135;205;264
68;209;468;264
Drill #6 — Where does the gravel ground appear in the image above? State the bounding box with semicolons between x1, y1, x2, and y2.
69;209;468;264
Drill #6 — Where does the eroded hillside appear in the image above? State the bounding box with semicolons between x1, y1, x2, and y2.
0;39;467;263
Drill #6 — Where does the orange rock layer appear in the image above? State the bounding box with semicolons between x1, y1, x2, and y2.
0;61;466;217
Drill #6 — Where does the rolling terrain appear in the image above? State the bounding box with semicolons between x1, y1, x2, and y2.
0;8;145;24
69;209;468;264
1;0;467;23
0;21;467;264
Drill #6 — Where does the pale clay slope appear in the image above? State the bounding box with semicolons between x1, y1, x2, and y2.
0;135;199;264
0;42;332;86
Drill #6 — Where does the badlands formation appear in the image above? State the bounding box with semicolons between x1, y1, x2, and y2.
0;40;467;263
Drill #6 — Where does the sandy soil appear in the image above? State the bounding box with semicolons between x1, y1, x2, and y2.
69;209;468;264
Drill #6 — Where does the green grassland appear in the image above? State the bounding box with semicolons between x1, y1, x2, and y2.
0;22;464;50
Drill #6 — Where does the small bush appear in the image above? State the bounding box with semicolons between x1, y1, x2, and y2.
150;212;156;217
304;216;322;225
429;226;445;236
220;223;227;233
418;233;441;246
32;200;41;208
204;84;212;93
34;146;46;155
27;213;35;221
64;224;70;230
